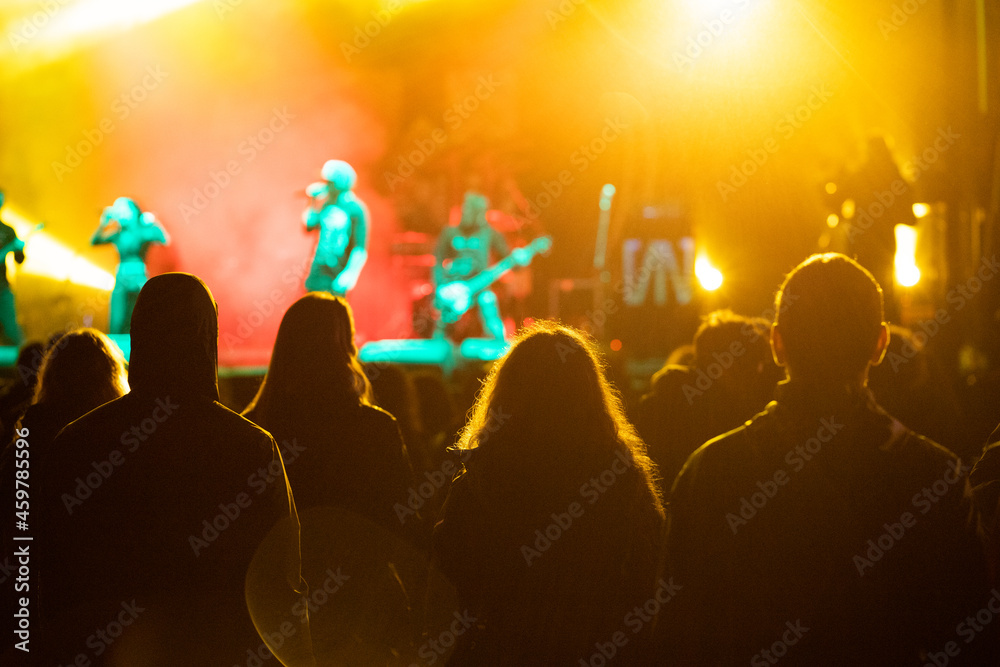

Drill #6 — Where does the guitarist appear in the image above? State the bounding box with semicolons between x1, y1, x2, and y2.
0;190;25;345
433;192;522;341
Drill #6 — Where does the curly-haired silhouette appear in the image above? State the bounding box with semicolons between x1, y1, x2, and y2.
434;322;665;665
37;274;309;666
665;254;992;664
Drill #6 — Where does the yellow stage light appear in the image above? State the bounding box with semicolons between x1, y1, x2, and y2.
44;0;202;42
695;256;723;291
894;224;920;287
841;198;855;219
826;213;838;228
912;202;930;218
2;207;114;291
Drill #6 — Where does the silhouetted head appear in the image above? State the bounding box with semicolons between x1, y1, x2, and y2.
367;363;421;435
321;160;357;193
245;293;371;425
33;328;128;412
459;322;660;503
413;372;456;439
693;309;779;401
12;342;45;392
128;273;219;400
772;253;888;385
459;192;489;231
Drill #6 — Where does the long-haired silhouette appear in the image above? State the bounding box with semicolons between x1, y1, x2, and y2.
435;322;665;665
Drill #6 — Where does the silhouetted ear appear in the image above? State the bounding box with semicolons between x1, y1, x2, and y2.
770;324;786;368
870;323;890;366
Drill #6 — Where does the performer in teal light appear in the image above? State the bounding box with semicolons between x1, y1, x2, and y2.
0;190;25;345
433;192;515;341
91;197;169;334
303;160;370;296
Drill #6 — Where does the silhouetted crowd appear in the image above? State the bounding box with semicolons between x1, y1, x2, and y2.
2;253;1000;665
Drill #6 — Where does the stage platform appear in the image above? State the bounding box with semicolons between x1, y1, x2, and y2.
0;336;510;377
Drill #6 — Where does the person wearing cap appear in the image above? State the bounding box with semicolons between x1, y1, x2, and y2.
91;196;169;334
303;160;370;297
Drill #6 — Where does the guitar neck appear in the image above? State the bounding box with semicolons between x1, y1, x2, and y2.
466;255;518;294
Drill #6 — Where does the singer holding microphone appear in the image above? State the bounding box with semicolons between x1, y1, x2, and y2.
302;160;369;297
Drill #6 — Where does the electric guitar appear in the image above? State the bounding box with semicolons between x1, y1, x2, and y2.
435;235;552;323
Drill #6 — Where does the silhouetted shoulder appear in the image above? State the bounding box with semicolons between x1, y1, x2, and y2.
357;403;403;437
210;399;276;442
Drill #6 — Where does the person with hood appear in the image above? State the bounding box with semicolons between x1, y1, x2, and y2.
37;274;312;666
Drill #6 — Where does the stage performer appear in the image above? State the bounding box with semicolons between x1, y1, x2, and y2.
91;197;169;334
433;191;521;341
303;159;370;296
0;190;25;345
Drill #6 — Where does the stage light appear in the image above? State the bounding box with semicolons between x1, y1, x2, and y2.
825;182;837;195
1;206;114;291
841;199;855;219
912;203;930;218
609;339;622;352
894;224;920;287
695;256;723;291
43;0;202;43
826;214;839;228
